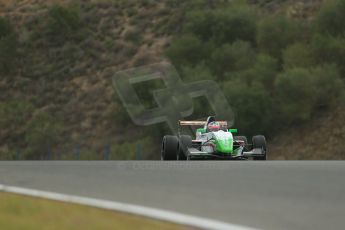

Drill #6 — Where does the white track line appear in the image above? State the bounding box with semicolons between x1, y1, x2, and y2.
0;184;257;230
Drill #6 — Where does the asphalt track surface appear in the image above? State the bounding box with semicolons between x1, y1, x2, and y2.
0;161;344;230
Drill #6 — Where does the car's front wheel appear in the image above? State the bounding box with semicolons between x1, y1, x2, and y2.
161;135;178;161
252;135;267;160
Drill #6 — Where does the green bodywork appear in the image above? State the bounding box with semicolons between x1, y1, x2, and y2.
215;130;243;155
196;128;206;134
214;138;233;154
196;128;241;155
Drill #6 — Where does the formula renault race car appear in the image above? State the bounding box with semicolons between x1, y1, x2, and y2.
161;116;267;160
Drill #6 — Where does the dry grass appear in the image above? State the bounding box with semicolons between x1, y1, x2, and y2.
269;105;345;160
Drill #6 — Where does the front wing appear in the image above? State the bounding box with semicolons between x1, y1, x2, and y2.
187;147;265;160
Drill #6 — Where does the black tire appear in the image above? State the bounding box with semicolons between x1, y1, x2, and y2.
161;135;178;161
178;135;192;160
252;135;267;160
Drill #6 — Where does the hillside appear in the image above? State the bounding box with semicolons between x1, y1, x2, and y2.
0;0;174;159
1;0;344;160
269;105;345;160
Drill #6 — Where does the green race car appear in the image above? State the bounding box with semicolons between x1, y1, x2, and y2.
161;116;267;160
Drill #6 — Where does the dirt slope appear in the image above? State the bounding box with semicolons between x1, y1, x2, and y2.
269;105;345;160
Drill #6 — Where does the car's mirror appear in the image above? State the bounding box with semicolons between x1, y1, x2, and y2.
229;129;238;133
196;128;206;134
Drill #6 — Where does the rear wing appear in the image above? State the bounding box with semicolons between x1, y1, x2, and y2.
178;120;228;136
178;120;228;128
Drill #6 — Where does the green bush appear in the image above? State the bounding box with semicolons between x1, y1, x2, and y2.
0;17;13;37
185;5;257;44
227;53;278;90
257;15;300;60
180;64;216;82
166;0;182;8
156;11;185;34
25;112;63;159
211;40;256;79
250;54;278;90
283;42;314;69
0;100;33;131
311;64;343;108
274;68;315;124
184;10;216;41
0;17;17;74
315;0;345;37
274;65;343;126
124;28;143;45
166;34;212;67
132;78;165;109
46;5;81;44
311;34;345;76
223;80;272;135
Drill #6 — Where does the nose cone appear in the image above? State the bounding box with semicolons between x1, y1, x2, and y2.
213;131;233;154
217;139;233;154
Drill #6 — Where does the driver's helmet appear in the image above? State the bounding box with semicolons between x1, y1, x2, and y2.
208;121;221;132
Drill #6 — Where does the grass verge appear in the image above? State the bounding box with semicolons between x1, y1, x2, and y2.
0;192;188;230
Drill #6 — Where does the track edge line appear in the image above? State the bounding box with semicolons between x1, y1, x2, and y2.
0;184;257;230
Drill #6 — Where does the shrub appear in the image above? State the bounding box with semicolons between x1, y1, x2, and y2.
180;64;215;82
166;0;182;8
0;17;17;74
283;42;313;69
257;15;300;60
185;5;257;45
157;11;185;34
126;7;137;17
46;5;81;44
132;78;165;109
274;68;315;125
311;34;345;76
25;112;63;159
223;80;273;135
211;40;256;79
120;42;138;59
228;53;278;90
109;96;132;128
0;17;13;37
166;34;212;67
124;28;143;45
274;65;344;126
0;100;33;131
311;64;343;108
315;0;345;37
140;0;152;7
250;54;278;90
184;10;216;41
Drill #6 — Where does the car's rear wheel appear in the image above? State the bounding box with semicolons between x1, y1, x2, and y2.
178;135;192;160
161;135;178;161
252;135;267;160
